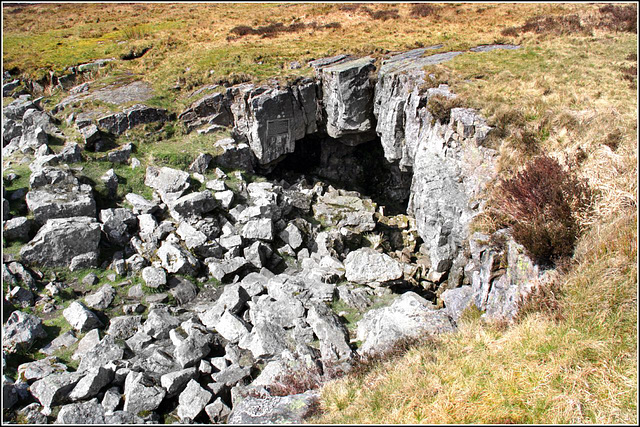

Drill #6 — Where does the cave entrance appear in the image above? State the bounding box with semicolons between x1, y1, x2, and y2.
267;133;413;216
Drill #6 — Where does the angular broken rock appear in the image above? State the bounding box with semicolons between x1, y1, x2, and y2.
168;276;199;305
306;301;353;361
205;397;232;423
227;390;319;424
125;192;159;215
160;367;197;397
279;222;304;250
101;386;121;414
144;165;190;203
106;315;143;340
142;307;180;340
63;301;104;332
214;189;234;209
98;104;168;135
56;398;106;424
123;371;166;416
320;56;377;142
17;356;67;382
40;330;77;356
189;152;213;174
312;191;376;233
3;216;31;241
141;266;167;289
212;137;255;172
241;218;274;241
2;310;47;353
177;379;213;421
174;330;212;368
72;328;101;361
5;285;34;308
230;81;317;165
169;190;218;220
107;143;132;164
344;247;403;284
238;321;290;361
99;207;138;247
248;294;306;329
441;285;474;322
30;371;84;414
84;284;116;310
26;185;96;224
68;366;114;401
157;241;200;276
215;311;252;344
20;217;101;268
198;283;250;328
212;364;251;388
77;334;126;373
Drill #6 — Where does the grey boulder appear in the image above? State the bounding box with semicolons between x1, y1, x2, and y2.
56;398;106;424
177;379;212;421
63;301;104;332
228;390;319;424
2;310;47;353
356;291;455;356
344;247;403;284
84;284;116;310
20;217;101;268
123;371;166;416
30;371;84;414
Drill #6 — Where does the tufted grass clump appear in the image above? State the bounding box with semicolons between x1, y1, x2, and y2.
427;94;465;125
493;155;593;266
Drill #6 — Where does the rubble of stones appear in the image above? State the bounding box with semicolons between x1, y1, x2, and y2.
2;46;546;424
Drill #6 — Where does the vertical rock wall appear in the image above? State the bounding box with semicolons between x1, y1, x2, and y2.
372;49;497;282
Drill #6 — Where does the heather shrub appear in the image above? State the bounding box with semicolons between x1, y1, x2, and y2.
494;155;593;266
598;4;637;33
501;14;593;37
361;6;400;21
410;4;439;18
229;21;339;39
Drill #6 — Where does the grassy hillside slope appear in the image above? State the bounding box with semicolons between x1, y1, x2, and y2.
3;2;637;424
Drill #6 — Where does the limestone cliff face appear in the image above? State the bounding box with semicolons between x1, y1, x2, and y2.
180;49;499;284
372;49;497;282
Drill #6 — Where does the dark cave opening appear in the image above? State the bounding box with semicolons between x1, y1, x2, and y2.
266;133;413;216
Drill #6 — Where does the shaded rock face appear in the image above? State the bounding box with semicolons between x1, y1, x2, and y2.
268;134;413;212
179;90;234;133
230;80;318;166
98;104;169;135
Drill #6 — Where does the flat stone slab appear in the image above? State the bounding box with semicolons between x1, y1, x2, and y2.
91;80;154;105
54;80;155;114
469;44;520;52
